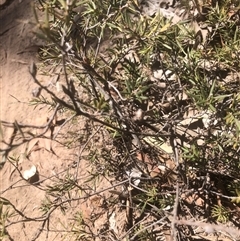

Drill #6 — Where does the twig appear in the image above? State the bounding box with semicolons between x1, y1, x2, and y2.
126;186;133;230
29;62;76;112
0;124;17;163
9;94;29;104
108;81;127;101
1;103;59;129
74;125;103;180
30;219;47;241
119;213;151;240
28;62;172;138
5;179;130;227
170;130;180;241
171;182;179;241
0;196;43;222
0;104;60;153
129;215;169;241
208;189;236;200
175;219;240;240
52;113;76;140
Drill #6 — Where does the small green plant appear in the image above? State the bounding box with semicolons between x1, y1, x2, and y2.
211;205;230;223
0;198;16;241
39;196;52;215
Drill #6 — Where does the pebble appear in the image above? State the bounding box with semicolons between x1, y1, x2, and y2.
32;87;41;97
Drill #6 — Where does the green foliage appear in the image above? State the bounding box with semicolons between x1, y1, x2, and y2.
0;198;15;240
40;196;52;214
32;0;240;237
211;205;230;223
2;0;240;239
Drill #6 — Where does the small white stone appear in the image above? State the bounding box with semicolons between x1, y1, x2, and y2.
56;82;62;92
153;69;163;79
203;224;215;234
134;109;143;121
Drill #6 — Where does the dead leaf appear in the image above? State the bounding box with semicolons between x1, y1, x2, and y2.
143;136;173;154
109;212;117;233
27;139;39;156
126;168;142;186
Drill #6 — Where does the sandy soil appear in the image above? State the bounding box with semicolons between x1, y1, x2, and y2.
0;1;91;240
0;2;125;240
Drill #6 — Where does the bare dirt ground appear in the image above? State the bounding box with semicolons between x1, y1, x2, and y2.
0;1;69;239
0;2;127;240
0;1;135;240
0;1;107;240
